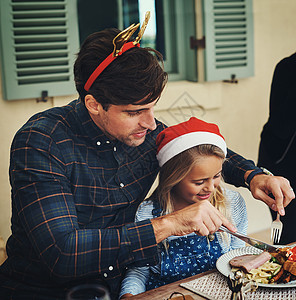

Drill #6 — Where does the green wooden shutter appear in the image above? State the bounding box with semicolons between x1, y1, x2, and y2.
0;0;79;100
202;0;254;82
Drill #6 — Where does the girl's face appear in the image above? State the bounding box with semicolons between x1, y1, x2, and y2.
172;155;223;211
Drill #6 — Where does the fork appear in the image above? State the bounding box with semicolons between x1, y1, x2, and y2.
271;213;283;244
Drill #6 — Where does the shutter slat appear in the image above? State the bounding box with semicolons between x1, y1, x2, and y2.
13;19;67;26
13;9;66;15
0;0;79;100
216;53;247;60
216;47;246;53
215;42;246;47
216;62;247;68
213;1;246;6
16;57;69;67
15;42;69;51
14;35;68;43
213;6;245;16
215;27;246;33
214;15;247;20
12;2;66;9
216;22;247;27
18;75;71;85
15;48;69;53
17;72;70;80
15;50;69;60
14;26;68;31
17;65;70;73
215;35;247;40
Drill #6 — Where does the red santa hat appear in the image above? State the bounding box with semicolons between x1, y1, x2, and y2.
156;117;227;167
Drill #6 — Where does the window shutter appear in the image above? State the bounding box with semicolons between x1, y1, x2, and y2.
202;0;254;82
0;0;79;100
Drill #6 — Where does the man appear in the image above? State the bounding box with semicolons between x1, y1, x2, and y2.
258;52;296;244
0;26;294;300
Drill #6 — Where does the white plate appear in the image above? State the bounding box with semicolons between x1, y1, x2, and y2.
216;246;296;288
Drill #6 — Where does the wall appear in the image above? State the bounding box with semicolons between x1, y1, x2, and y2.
1;0;296;242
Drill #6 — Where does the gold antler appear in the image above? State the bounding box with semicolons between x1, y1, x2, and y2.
112;11;151;57
112;23;140;57
134;11;151;45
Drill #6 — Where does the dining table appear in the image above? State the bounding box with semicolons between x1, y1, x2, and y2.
128;269;215;299
128;243;296;300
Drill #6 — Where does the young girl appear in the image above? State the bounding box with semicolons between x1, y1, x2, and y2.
119;117;248;298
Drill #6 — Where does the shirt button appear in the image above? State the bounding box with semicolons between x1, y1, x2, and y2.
108;266;113;271
96;141;101;146
106;140;110;144
103;273;108;278
113;146;117;151
120;183;124;188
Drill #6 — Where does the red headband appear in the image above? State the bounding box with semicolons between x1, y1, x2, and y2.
84;42;140;91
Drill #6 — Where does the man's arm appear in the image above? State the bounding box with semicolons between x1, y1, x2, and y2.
222;148;257;186
10;128;158;282
151;200;237;243
223;149;294;215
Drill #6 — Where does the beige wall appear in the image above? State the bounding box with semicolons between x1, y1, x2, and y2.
1;0;296;242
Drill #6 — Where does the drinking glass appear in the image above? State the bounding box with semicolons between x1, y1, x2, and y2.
66;284;111;300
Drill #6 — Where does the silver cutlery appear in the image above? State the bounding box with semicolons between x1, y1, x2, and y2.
271;213;283;244
220;226;278;252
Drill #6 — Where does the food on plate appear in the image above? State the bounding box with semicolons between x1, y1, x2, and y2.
283;260;296;276
244;260;281;284
269;246;296;283
229;246;296;284
229;252;271;273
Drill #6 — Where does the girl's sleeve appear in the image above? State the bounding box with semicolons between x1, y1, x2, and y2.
119;199;155;298
228;189;248;250
119;266;150;298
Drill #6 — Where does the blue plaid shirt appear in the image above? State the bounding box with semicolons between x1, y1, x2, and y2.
0;99;258;299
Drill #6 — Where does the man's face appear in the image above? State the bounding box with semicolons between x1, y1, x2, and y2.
91;99;158;147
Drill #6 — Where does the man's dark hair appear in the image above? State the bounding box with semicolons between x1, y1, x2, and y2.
74;28;168;107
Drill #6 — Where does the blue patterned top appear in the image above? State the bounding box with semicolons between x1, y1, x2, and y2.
120;188;248;297
145;234;223;290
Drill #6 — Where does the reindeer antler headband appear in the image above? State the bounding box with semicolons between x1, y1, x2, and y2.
84;11;151;91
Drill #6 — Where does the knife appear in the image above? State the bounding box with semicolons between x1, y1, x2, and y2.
219;225;278;252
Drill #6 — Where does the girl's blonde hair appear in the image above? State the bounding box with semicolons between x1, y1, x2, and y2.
153;144;228;218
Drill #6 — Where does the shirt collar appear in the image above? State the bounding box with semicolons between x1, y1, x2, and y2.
75;98;113;146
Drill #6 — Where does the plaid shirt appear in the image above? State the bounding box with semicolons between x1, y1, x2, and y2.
0;99;258;299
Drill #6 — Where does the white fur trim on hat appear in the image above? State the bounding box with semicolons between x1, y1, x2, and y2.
156;131;227;167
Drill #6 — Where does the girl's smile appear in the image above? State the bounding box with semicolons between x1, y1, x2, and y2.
196;192;212;200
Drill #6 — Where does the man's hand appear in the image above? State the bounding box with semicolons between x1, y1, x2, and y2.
249;174;295;216
151;201;236;243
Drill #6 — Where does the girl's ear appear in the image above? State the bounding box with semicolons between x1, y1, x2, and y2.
84;94;104;115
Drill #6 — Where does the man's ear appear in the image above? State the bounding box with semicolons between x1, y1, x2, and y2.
84;94;103;115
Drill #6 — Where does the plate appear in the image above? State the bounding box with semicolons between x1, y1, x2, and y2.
216;246;296;288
